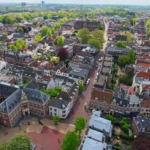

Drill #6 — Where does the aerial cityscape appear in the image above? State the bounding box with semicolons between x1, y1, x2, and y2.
0;1;150;150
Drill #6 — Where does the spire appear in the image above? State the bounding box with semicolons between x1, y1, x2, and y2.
18;72;23;90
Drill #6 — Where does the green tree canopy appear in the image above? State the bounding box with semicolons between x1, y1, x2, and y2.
55;36;64;45
119;117;129;131
78;82;84;92
74;116;86;135
91;29;105;46
0;142;10;150
105;114;116;124
120;31;132;43
99;24;105;30
34;33;42;42
118;55;130;67
47;29;52;37
52;115;60;124
8;44;17;50
43;15;48;20
78;28;90;44
41;26;49;36
16;38;26;49
115;41;127;48
2;32;8;37
127;49;135;64
9;134;31;150
88;38;101;50
61;132;79;150
17;27;24;33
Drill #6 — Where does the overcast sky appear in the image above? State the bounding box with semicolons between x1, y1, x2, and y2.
0;0;149;5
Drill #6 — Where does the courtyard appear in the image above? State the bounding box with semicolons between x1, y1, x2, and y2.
0;118;81;150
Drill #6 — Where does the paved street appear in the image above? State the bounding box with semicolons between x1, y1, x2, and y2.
61;21;109;125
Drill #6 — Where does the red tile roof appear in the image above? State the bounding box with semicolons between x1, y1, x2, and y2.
136;72;150;79
138;63;150;68
91;88;113;104
128;87;134;95
140;99;150;108
142;84;150;90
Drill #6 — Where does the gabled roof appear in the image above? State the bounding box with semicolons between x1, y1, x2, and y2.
136;72;150;80
25;80;39;89
91;88;113;104
50;98;69;109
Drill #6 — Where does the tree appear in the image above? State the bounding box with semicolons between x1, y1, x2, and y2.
78;28;90;44
119;74;132;86
120;31;132;43
105;114;116;124
78;82;84;92
119;117;129;131
88;39;101;50
9;134;31;150
131;18;136;26
28;26;32;31
58;48;68;61
2;32;8;37
52;115;60;125
17;27;24;33
61;131;79;150
34;33;42;42
127;49;135;64
55;36;64;45
99;24;105;30
92;29;105;46
8;44;17;50
108;83;115;90
43;15;48;20
0;142;10;150
118;55;130;67
74;116;86;135
41;26;49;36
115;41;127;48
33;21;38;26
16;42;22;50
47;29;52;37
16;39;26;49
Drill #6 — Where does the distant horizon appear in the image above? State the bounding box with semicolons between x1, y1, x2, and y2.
0;0;150;5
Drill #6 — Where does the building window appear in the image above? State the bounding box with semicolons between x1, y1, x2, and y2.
54;113;57;116
50;108;52;110
62;110;66;113
62;114;66;117
54;109;57;111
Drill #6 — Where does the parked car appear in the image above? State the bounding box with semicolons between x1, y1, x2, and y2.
99;57;103;62
86;78;90;85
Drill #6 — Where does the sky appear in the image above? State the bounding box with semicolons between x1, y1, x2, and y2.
0;0;149;5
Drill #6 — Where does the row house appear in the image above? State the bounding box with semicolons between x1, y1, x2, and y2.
89;87;140;117
140;99;150;118
49;76;79;119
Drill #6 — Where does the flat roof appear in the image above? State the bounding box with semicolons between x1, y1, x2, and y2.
102;67;111;74
97;75;105;86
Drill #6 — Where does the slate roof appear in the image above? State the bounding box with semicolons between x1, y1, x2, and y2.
0;84;49;114
113;87;126;99
80;137;106;150
50;98;69;109
115;35;127;41
25;80;39;89
69;67;88;80
0;82;18;97
113;97;129;107
89;111;112;137
133;116;150;133
13;33;24;39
